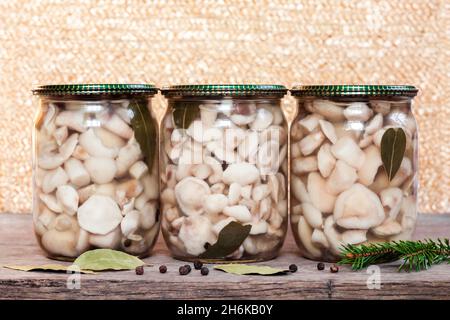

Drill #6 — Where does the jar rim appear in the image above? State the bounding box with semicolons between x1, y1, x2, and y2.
290;85;418;97
161;84;287;98
32;84;158;96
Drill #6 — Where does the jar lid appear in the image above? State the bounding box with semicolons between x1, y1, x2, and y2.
33;84;158;96
290;85;418;97
161;84;288;98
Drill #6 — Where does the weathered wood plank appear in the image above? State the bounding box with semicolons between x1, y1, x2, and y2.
0;213;449;300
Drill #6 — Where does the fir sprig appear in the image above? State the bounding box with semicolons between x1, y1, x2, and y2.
338;239;450;272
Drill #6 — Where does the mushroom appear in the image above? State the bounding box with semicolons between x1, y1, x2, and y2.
56;185;79;215
323;216;344;256
84;157;117;184
333;184;385;229
271;106;284;125
250;108;273;131
370;101;391;115
277;199;288;218
200;105;218;127
191;164;212;180
325;160;358;195
228;183;242;205
222;163;260;185
178;216;217;256
205;156;223;184
89;227;122;249
298;216;322;258
186;120;208;143
237;130;259;161
223;205;252;222
243;237;258;255
121;210;140;237
267;175;279;202
291;122;304;141
38;133;79;170
331;136;365;169
41;229;78;257
116;137;142;177
116;179;143;199
259;197;272;220
311;99;345;122
365;113;383;135
343;102;373;121
72;145;90;161
77;195;122;235
307;172;336;214
371;219;402;237
358;133;372;148
79;128;119;158
259;125;287;146
94;127;126;149
369;171;390;194
129;161;149;180
291;175;311;204
299;114;323;133
53;126;68;146
229;102;257;125
292;156;318;175
171;128;187;145
317;143;336;178
240;185;252;200
48;213;79;232
37;207;57;229
204;194;229;215
210;182;226;194
390;195;417;240
55;110;86;132
301;203;323;229
39;193;63;213
257;140;280;175
311;229;329;248
319;120;337;144
174;177;210;216
341;229;368;244
299;131;325;156
42;167;69;194
161;188;176;206
75;228;90;254
390;157;412;187
380;187;403;220
252;184;270;202
100;112;133;139
222;127;246;150
64;158;90;187
358;145;382;186
247;220;268;235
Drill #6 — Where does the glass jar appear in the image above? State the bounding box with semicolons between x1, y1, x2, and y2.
160;85;288;262
32;84;160;260
290;85;419;262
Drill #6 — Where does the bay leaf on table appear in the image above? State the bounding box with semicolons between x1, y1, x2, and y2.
199;221;251;259
380;127;407;181
214;264;290;276
3;264;95;274
172;101;200;129
128;98;157;172
73;249;145;271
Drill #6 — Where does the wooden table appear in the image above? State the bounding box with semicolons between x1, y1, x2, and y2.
0;213;449;300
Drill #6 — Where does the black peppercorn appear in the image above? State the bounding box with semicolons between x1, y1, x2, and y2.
200;267;209;276
179;266;189;275
330;264;339;273
159;265;167;274
317;262;325;271
123;239;132;247
194;260;203;270
135;265;144;275
289;264;298;273
184;264;192;273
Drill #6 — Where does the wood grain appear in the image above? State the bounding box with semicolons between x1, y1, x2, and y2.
0;213;449;300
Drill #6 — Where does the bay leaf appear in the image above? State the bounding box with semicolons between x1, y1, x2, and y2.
381;127;407;181
199;221;251;259
214;264;290;276
128;99;157;171
172;101;200;129
3;264;95;274
73;249;145;271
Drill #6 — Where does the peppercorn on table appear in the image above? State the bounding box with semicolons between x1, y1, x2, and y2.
0;213;449;300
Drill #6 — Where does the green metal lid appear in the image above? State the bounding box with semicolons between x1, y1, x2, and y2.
290;85;418;97
161;84;287;98
33;84;158;96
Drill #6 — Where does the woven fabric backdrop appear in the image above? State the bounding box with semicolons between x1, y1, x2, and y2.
0;0;448;214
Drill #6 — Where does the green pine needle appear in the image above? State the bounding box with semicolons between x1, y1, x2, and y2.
338;238;450;272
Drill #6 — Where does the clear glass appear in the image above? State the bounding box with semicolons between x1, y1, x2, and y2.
33;96;160;260
290;97;418;262
160;97;288;262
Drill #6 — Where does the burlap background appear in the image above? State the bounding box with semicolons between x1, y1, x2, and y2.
0;0;448;214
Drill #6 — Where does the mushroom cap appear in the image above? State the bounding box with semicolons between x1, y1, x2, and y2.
222;163;260;186
334;183;385;229
174;177;210;216
178;216;216;256
77;195;122;235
